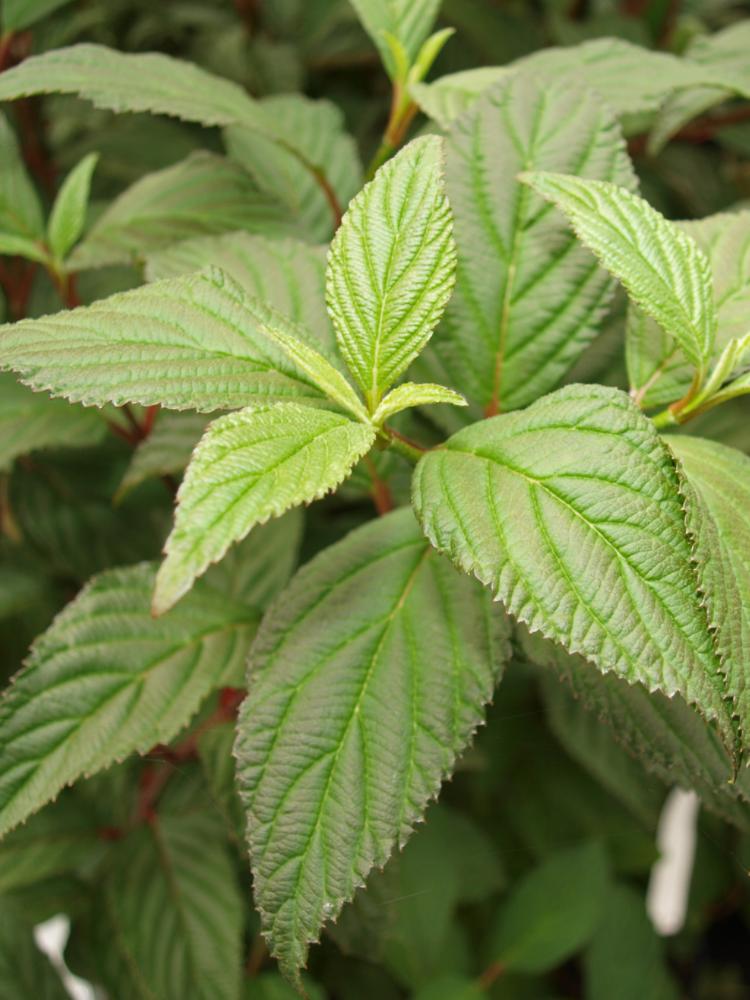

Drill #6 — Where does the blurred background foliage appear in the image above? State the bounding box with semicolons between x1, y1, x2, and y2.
0;0;749;998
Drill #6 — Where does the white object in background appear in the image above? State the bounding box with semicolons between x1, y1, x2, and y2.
34;915;96;1000
647;787;701;935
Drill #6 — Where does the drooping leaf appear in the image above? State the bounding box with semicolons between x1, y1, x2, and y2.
584;884;679;1000
486;841;608;973
669;436;750;741
153;404;375;614
0;899;69;999
413;384;735;748
0;268;332;412
426;72;636;418
372;382;467;425
627;209;750;408
0;373;105;472
117;411;212;499
521;172;716;373
348;0;442;78
46;153;98;263
521;629;750;828
649;23;750;154
234;509;510;980
0;111;45;258
225;95;363;242
411;37;722;129
94;772;244;1000
326;136;456;408
69;153;295;270
145;233;332;352
0;562;258;837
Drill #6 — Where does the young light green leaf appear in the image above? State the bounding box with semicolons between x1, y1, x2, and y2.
372;382;467;425
521;172;716;372
95;775;244;1000
69;152;295;270
348;0;442;79
413;384;735;749
326;136;456;409
0;562;258;837
427;72;636;418
0;373;105;472
0;268;331;412
145;233;333;354
0;111;44;254
235;509;510;981
627;210;750;409
46;153;98;263
487;842;608;973
225;95;363;242
670;437;750;742
153;404;375;614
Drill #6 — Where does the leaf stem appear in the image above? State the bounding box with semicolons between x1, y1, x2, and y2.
364;455;394;515
384;427;427;464
366;83;418;180
477;960;506;990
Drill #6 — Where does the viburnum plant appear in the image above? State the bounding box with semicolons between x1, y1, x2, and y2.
0;0;749;997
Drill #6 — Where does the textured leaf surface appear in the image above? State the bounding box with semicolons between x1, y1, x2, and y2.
0;563;258;836
0;268;330;411
349;0;441;76
225;95;362;242
69;153;294;270
0;373;105;472
670;436;750;741
413;384;734;745
372;382;466;424
0;112;44;248
428;73;635;417
522;172;716;371
326;136;455;406
235;509;510;979
411;37;719;128
47;153;97;262
521;629;749;826
153;404;374;613
487;842;608;973
145;233;332;352
97;775;244;1000
627;210;750;408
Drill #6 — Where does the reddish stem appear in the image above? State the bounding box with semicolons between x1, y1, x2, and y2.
364;456;394;516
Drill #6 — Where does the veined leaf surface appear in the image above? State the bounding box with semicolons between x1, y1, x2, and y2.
235;509;510;980
413;384;734;747
0;563;258;837
153;404;375;613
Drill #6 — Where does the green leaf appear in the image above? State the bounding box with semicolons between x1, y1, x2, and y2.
487;841;608;973
0;268;332;412
224;95;363;242
145;233;333;354
669;436;750;741
0;900;69;999
372;382;467;424
627;209;750;409
0;562;257;837
153;404;375;614
0;43;263;129
69;152;295;270
348;0;442;78
584;884;678;1000
649;23;750;154
95;773;244;1000
326;136;456;409
0;373;105;472
427;71;636;418
412;384;735;748
46;153;97;263
412;978;483;1000
117;411;212;499
2;0;73;30
411;37;720;129
234;509;510;981
521;172;716;373
0;111;44;252
521;629;750;828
